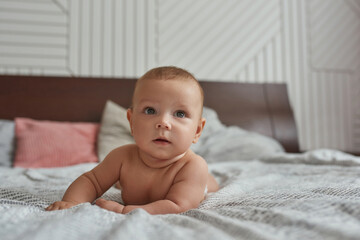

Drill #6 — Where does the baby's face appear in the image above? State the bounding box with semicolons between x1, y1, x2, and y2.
128;78;204;165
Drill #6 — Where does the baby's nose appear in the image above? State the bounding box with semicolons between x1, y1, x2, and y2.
156;117;171;130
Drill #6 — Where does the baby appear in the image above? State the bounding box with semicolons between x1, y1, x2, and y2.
46;66;219;214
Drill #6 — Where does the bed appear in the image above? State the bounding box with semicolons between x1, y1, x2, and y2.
1;75;360;240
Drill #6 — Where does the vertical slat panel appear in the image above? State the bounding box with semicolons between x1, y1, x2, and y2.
91;0;101;76
275;35;282;83
124;0;135;76
310;72;319;148
336;77;345;149
350;79;358;150
146;0;156;71
69;0;79;75
113;0;124;76
80;0;90;75
103;0;113;76
136;0;143;75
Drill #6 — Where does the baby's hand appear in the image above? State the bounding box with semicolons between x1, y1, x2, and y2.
46;201;77;211
95;198;124;213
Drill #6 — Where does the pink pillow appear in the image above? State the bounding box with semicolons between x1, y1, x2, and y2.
14;118;99;168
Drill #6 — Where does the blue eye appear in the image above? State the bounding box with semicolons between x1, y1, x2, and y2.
144;107;156;115
175;111;186;118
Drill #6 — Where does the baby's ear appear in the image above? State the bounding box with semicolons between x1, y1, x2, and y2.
127;108;133;135
193;118;206;144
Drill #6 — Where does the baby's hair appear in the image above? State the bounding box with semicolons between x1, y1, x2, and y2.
134;66;204;106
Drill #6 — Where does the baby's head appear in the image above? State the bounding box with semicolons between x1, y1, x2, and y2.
127;66;206;164
132;66;204;111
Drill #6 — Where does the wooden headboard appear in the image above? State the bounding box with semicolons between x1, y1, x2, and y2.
0;75;299;153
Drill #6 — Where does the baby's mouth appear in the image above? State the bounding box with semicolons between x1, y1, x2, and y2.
153;138;171;144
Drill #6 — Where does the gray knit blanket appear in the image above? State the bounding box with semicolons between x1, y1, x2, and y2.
1;149;360;240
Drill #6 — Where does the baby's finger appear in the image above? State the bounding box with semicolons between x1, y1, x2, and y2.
95;198;106;206
46;204;54;211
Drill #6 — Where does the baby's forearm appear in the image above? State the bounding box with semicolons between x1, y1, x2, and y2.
123;199;192;215
62;172;102;204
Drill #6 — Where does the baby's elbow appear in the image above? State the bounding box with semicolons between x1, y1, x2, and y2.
82;172;104;198
172;199;201;213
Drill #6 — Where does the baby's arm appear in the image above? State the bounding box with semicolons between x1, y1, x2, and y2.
97;158;208;215
46;171;104;211
46;148;123;211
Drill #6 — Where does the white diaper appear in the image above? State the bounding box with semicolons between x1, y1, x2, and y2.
204;185;208;196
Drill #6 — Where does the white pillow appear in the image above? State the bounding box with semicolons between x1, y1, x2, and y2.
97;101;134;161
191;107;284;162
0;119;15;167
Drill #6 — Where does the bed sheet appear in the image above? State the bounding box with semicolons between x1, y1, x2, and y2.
1;149;360;240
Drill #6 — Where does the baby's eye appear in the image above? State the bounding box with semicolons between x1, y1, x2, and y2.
144;107;156;115
174;110;186;118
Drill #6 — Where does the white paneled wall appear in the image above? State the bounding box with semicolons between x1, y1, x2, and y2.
158;0;282;81
0;0;68;74
68;0;156;76
0;0;359;152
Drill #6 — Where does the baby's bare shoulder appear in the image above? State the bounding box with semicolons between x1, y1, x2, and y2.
185;150;207;166
102;144;137;165
176;151;208;177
